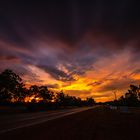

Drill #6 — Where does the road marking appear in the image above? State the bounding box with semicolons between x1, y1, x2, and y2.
2;108;85;123
0;107;95;134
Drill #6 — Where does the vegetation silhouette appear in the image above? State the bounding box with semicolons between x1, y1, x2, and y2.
106;85;140;107
0;69;25;103
0;69;95;111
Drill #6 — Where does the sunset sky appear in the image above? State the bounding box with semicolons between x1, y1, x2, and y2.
0;1;140;102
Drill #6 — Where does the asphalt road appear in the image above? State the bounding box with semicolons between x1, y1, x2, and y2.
0;106;140;140
0;106;95;134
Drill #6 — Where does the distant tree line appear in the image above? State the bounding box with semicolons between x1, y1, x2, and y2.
0;69;95;110
106;85;140;107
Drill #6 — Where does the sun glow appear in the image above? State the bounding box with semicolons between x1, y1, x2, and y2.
20;50;140;103
24;95;42;103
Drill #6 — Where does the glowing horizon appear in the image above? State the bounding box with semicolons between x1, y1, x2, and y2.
0;1;140;102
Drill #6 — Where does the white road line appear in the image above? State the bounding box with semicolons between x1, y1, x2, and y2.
2;108;82;123
0;107;94;134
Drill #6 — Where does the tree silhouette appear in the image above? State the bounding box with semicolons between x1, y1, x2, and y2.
56;91;66;106
86;97;95;106
39;86;53;102
29;85;39;97
0;69;96;109
0;69;25;103
114;84;140;106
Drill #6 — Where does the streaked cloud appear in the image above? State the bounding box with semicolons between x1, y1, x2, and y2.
0;1;140;101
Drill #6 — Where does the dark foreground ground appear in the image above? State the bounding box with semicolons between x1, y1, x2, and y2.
0;106;140;140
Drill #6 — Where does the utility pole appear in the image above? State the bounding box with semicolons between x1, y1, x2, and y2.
113;91;117;100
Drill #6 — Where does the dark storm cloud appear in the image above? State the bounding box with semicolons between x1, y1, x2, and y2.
37;65;75;82
0;0;140;87
0;39;96;82
0;0;139;46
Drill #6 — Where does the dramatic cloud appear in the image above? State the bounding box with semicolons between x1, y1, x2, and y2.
0;1;140;101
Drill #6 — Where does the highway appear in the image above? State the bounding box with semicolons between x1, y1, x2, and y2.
0;106;140;140
0;106;94;134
